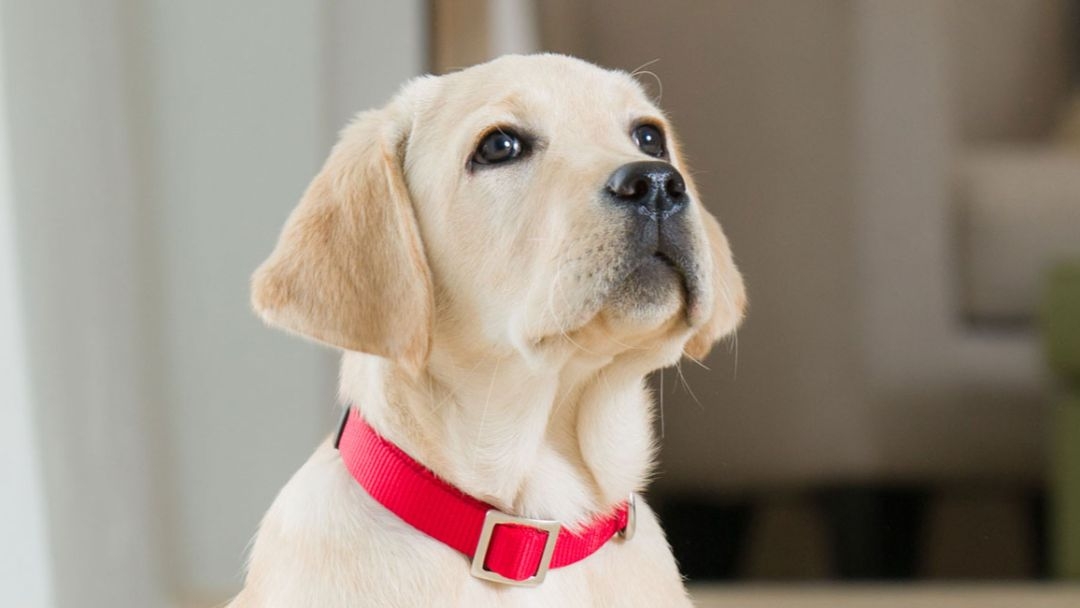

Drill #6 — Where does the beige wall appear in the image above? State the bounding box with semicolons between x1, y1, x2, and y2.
539;0;1059;490
543;0;867;489
946;0;1070;143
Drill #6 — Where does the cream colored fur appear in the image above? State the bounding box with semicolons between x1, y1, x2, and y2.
233;54;745;607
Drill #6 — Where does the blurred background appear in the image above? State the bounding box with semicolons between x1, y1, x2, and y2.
3;1;1080;606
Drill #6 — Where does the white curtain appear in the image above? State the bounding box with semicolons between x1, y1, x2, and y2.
0;0;426;604
0;21;55;607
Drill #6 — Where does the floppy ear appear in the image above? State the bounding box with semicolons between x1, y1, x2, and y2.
683;210;746;361
251;101;433;373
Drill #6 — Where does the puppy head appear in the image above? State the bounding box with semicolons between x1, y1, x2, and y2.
252;55;744;374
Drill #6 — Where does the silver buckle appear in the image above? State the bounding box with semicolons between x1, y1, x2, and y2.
470;509;561;587
618;493;637;541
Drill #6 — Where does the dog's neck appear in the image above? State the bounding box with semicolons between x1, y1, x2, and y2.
338;336;673;523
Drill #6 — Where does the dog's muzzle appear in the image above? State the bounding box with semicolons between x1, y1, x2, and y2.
602;160;704;315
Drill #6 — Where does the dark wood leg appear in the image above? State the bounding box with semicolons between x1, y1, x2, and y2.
818;486;929;580
1030;488;1049;579
657;496;754;581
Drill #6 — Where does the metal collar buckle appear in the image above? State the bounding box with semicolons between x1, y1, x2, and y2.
470;510;561;587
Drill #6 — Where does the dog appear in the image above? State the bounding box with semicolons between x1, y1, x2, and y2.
231;54;745;607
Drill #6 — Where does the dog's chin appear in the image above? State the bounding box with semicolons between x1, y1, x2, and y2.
600;255;686;331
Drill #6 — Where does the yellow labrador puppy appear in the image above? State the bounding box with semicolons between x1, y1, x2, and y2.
232;54;744;607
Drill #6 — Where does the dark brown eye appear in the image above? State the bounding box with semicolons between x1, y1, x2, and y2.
473;129;523;166
632;124;665;158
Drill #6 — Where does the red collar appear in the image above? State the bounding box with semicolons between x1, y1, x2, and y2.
334;407;635;586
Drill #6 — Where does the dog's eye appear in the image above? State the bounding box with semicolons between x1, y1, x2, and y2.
632;124;666;158
472;130;523;166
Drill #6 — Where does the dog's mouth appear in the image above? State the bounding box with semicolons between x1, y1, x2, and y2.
650;249;694;307
652;250;677;269
610;244;698;321
642;251;684;291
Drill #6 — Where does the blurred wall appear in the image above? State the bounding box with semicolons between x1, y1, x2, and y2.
539;0;1062;492
541;0;867;489
947;0;1071;143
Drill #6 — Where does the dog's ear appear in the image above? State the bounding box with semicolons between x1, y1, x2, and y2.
683;210;746;361
251;97;433;374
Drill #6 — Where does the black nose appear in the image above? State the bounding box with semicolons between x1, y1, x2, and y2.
604;160;688;220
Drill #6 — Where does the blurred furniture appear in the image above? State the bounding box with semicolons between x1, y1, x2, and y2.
1045;262;1080;578
954;141;1080;584
431;0;538;74
957;152;1080;322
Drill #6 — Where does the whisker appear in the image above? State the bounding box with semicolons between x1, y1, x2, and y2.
658;368;665;438
550;378;579;418
471;358;501;469
675;360;704;411
598;328;652;352
548;255;598;356
630;59;664;104
430;355;489;415
683;352;711;370
633;69;663;105
729;327;739;381
630;57;661;76
711;267;741;380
